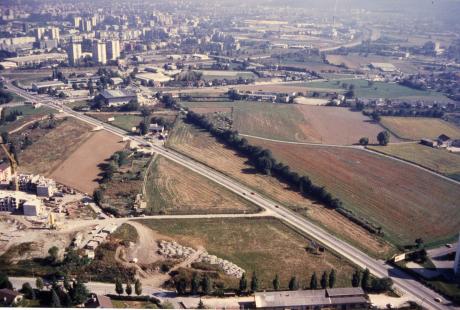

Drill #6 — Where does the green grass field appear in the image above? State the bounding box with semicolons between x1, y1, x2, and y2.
86;113;143;132
136;217;356;289
286;79;447;99
195;70;256;81
368;143;460;181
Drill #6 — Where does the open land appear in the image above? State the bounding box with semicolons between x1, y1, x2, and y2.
145;156;260;214
167;120;394;258
380;117;460;140
137;217;356;289
86;112;178;132
17;117;93;176
284;79;448;100
245;137;460;246
183;101;389;145
50;130;126;194
368;143;460;181
0;105;55;133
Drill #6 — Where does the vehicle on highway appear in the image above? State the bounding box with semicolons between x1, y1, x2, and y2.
434;297;442;303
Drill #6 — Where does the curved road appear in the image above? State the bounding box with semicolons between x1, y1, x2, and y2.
6;81;455;309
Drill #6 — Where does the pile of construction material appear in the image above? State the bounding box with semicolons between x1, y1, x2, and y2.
196;251;245;278
157;240;245;278
158;240;195;259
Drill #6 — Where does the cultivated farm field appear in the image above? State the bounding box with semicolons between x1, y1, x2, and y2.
145;156;260;214
50;130;126;194
246;138;460;246
380;117;460;140
18;117;93;176
368;143;460;181
137;217;356;290
285;79;448;100
167;121;394;258
183;101;390;145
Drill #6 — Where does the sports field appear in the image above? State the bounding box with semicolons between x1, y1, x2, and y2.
137;217;356;289
380;117;460;140
167;121;394;258
246;138;460;246
368;143;460;181
145;156;260;214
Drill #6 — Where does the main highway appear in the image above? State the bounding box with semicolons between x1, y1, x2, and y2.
5;81;454;309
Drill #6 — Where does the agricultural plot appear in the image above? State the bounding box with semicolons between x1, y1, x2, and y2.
246;138;460;246
368;143;460;181
380;117;460;140
286;79;447;100
145;156;259;214
18;117;93;176
167;121;394;258
137;217;356;290
184;101;388;145
50;130;125;194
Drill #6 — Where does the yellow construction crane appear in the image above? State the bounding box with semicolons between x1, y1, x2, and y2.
0;143;18;192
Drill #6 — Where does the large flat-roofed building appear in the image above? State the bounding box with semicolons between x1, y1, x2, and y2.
5;53;67;67
32;80;67;92
254;288;368;309
99;89;137;107
370;62;397;72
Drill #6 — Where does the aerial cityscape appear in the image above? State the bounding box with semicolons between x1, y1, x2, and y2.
0;0;459;308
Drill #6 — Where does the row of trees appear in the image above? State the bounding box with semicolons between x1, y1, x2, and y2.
115;278;142;296
185;111;384;235
185;111;343;210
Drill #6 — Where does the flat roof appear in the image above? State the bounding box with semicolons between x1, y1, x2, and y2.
6;53;67;62
100;89;135;99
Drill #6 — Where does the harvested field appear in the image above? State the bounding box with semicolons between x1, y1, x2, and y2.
167;121;394;258
368;143;460;181
137;217;356;289
183;102;388;145
246;138;460;246
234;83;343;94
145;156;259;214
380;117;460;140
50;130;125;194
18;117;93;176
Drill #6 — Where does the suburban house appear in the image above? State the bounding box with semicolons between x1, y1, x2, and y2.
149;123;165;133
84;294;113;308
99;89;137;107
0;289;23;306
421;134;455;149
253;288;368;309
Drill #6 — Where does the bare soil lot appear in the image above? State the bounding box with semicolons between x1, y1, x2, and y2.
167;121;394;258
50;130;125;194
18;117;93;176
246;138;460;246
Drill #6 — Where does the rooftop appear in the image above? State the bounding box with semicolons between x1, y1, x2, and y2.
100;89;136;99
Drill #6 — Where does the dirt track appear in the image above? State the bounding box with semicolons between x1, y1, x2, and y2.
50;130;125;194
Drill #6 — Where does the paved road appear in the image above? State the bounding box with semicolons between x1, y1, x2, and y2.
5;81;455;309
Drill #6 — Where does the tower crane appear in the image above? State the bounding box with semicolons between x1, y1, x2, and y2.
0;142;18;192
